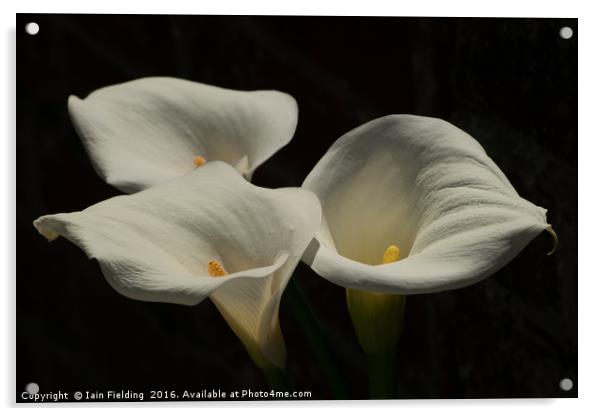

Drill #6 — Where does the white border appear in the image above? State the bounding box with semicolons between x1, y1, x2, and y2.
2;1;599;414
3;0;582;17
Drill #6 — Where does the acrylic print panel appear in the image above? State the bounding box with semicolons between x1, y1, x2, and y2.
17;14;577;402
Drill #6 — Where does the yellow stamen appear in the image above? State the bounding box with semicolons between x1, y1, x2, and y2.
208;260;228;277
382;245;401;264
193;155;207;167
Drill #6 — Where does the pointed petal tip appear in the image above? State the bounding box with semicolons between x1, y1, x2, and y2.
67;94;83;109
33;218;59;242
67;95;87;127
545;225;559;256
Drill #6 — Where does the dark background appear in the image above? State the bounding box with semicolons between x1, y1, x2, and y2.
17;14;577;400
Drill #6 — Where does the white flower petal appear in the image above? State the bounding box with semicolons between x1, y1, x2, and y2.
34;162;321;367
68;77;298;192
302;115;550;294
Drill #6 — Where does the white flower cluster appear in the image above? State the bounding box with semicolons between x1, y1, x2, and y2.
33;77;552;371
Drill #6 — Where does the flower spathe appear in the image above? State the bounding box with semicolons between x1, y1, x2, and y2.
33;162;321;369
68;77;298;192
302;114;552;294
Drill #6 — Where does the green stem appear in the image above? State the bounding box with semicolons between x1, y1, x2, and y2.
284;277;349;399
367;350;397;399
262;365;293;393
346;289;406;399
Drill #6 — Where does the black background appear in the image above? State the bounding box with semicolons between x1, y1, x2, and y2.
17;14;577;400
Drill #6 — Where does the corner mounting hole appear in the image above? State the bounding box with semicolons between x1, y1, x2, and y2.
559;26;573;40
25;22;39;35
25;382;39;394
559;378;573;391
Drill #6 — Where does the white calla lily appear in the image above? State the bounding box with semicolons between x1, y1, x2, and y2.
33;162;321;370
68;77;298;192
302;114;554;294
